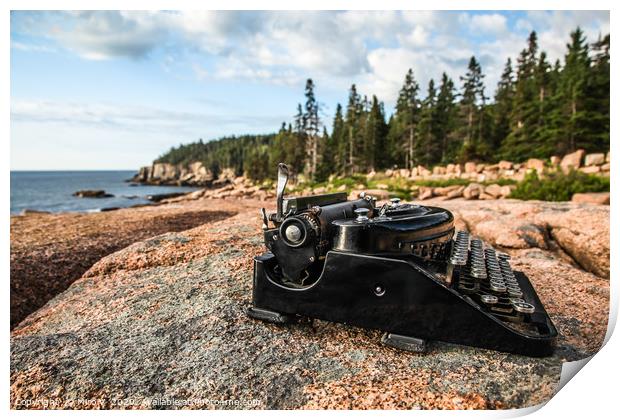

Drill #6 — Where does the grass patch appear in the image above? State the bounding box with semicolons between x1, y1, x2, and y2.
509;169;610;201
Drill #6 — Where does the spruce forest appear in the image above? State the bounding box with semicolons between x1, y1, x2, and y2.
157;28;610;182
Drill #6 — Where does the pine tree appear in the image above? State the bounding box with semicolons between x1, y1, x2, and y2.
491;58;514;155
530;51;556;156
343;84;362;174
456;56;487;161
549;27;593;154
364;95;388;170
331;103;347;174
303;79;321;179
315;127;333;182
294;103;305;133
500;32;541;160
435;72;459;163
586;33;610;151
389;69;420;169
415;79;438;166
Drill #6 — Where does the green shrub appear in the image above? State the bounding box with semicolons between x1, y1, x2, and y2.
509;169;610;201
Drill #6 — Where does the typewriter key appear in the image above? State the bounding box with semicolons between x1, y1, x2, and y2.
507;287;523;298
512;302;535;314
481;295;498;304
490;283;507;293
509;298;525;305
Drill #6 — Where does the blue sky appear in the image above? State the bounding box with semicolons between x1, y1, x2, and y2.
10;10;610;170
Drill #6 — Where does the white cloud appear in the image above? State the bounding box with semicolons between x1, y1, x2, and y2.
10;100;286;136
467;13;508;35
12;10;610;105
53;11;170;60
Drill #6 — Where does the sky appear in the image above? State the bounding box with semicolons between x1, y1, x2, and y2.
10;10;610;170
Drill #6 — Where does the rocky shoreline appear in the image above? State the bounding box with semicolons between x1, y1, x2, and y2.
131;149;610;188
10;192;610;409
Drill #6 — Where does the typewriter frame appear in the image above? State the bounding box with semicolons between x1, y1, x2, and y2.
250;249;557;357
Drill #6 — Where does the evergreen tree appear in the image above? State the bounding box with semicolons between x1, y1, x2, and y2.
435;73;459;163
389;69;420;169
294;103;305;133
586;33;610;151
364;95;388;170
491;58;514;155
416;79;439;166
315;127;334;182
456;56;488;161
530;51;556;156
549;27;593;154
303;79;321;179
343;84;363;174
500;32;542;160
331;103;347;174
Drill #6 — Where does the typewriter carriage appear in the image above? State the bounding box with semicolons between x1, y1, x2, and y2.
249;163;557;357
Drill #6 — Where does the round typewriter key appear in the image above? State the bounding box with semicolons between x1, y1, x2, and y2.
512;302;535;314
507;288;523;298
490;283;507;293
509;298;525;305
481;295;498;304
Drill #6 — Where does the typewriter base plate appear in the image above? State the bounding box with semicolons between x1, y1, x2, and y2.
250;250;557;357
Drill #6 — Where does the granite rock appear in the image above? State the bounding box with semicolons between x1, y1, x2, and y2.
11;199;609;409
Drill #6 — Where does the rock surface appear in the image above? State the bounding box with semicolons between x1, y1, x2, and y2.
9;200;260;328
72;190;114;198
10;198;609;409
572;192;610;205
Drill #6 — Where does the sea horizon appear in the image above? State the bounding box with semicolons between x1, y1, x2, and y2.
10;169;140;172
10;170;198;215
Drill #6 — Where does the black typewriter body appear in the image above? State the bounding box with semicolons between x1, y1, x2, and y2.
249;164;557;357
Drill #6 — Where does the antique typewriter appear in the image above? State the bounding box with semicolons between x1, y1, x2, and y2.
248;164;557;356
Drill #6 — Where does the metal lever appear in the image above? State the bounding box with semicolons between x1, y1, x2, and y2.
355;208;370;222
275;163;289;223
260;208;269;230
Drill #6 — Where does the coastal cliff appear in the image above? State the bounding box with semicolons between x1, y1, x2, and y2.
131;162;238;187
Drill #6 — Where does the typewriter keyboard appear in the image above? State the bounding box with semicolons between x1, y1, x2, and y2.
448;231;537;322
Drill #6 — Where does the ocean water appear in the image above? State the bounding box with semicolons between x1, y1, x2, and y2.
10;171;199;214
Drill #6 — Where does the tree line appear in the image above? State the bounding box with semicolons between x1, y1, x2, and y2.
157;28;609;182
